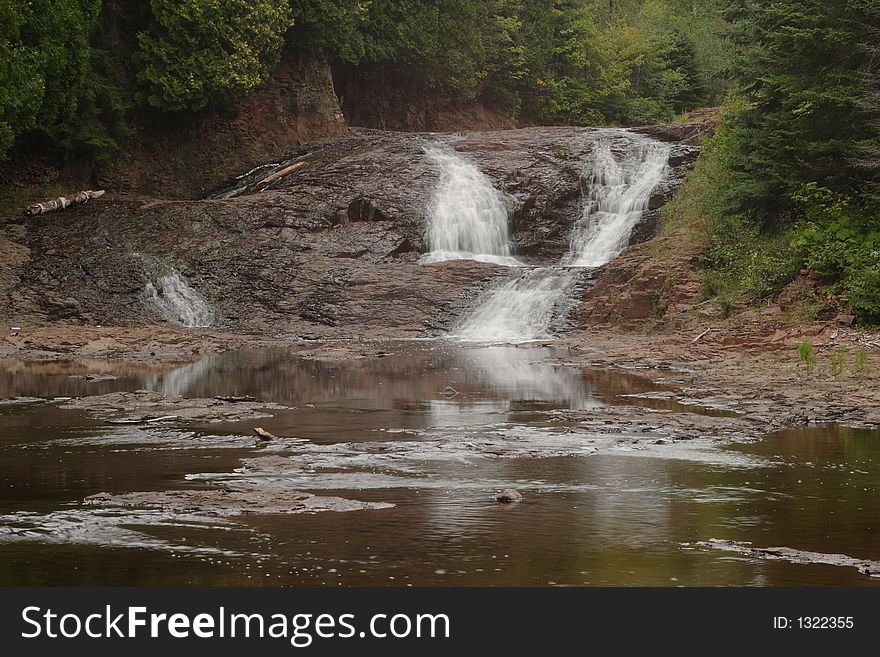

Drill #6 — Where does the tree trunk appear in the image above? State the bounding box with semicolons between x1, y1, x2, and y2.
26;190;105;216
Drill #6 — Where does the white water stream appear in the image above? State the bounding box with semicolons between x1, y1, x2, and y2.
564;136;670;267
145;269;214;328
420;145;520;266
449;130;670;342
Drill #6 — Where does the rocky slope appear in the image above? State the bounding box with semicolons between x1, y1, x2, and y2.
0;124;701;339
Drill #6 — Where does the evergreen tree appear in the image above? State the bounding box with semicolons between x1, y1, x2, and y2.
719;0;880;221
0;0;100;156
137;0;293;112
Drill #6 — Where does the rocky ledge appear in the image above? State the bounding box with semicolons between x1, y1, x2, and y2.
0;124;706;339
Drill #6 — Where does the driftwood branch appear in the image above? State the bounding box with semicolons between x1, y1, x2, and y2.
26;190;105;216
691;327;718;344
257;161;306;188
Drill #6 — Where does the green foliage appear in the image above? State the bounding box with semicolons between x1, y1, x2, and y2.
299;0;721;125
790;184;880;323
829;347;846;377
693;2;880;325
535;10;638;124
288;1;367;63
853;347;869;374
0;0;101;157
716;0;880;219
795;340;816;374
702;211;799;302
513;1;722;125
137;0;292;111
1;0;728;159
692;101;800;303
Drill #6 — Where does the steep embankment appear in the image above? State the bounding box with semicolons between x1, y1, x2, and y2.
0;125;699;342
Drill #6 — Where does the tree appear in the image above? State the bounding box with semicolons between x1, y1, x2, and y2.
137;0;293;112
288;0;368;63
0;0;100;156
854;1;880;197
718;0;880;221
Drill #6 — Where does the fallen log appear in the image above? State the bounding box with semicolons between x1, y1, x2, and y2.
215;395;257;402
106;415;179;425
26;190;105;216
691;327;718;344
257;161;306;188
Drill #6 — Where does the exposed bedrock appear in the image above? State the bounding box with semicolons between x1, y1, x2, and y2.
0;124;705;338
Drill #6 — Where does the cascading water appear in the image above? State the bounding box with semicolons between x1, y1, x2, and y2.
452;130;669;342
455;269;580;342
145;269;214;328
565;136;670;267
420;145;520;266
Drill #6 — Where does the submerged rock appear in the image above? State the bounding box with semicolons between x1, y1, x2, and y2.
693;539;880;579
62;390;288;424
83;488;393;516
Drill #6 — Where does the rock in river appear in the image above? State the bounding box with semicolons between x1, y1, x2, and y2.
496;489;523;503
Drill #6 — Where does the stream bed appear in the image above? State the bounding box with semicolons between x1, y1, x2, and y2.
0;342;878;586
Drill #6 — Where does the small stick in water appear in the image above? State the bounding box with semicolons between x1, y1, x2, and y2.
254;427;277;441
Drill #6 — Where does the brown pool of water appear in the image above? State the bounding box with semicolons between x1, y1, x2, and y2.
0;342;877;586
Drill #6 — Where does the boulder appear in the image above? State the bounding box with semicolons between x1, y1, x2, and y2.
496;489;523;503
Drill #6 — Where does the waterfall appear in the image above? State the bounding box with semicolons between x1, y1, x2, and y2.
145;270;214;328
455;269;579;342
452;130;669;343
420;145;520;266
565;136;670;267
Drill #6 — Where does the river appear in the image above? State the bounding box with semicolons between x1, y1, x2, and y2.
1;343;878;586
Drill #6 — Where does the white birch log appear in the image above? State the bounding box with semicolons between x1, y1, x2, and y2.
26;189;105;216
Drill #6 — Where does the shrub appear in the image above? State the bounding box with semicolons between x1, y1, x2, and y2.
791;184;880;323
829;348;845;377
795;340;816;374
704;212;799;302
853;347;869;374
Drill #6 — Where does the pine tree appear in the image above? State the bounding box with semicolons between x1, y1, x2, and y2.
719;0;880;221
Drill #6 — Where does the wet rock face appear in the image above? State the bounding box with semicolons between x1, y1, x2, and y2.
1;125;703;338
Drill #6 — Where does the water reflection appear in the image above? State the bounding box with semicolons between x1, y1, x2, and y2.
145;357;217;397
0;343;653;413
1;345;878;586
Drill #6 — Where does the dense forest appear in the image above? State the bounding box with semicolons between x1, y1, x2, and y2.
0;0;730;159
1;0;879;321
672;0;880;323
